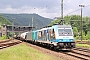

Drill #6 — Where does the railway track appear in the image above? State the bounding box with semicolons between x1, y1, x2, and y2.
61;47;90;60
25;42;90;60
76;41;90;45
0;39;22;49
62;50;90;60
1;39;90;60
0;39;12;43
73;47;90;53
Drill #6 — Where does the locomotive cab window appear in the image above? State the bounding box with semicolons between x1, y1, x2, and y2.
58;29;72;36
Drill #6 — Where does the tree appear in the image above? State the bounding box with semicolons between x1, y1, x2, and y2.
49;15;90;40
49;19;60;26
73;27;78;37
0;14;12;25
86;31;90;40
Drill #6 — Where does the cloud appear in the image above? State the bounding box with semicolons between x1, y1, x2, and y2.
0;5;60;18
0;0;60;8
0;0;90;18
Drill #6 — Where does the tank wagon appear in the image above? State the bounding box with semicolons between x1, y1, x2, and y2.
17;32;29;40
25;25;75;50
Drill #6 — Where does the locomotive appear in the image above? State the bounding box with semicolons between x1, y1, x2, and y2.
19;25;75;50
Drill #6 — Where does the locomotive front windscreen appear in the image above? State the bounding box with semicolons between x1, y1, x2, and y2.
58;29;73;36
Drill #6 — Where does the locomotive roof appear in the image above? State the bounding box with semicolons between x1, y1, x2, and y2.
53;25;72;28
37;25;72;31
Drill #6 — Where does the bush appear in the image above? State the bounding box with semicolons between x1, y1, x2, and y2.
75;36;80;40
82;36;88;40
86;31;90;40
0;35;7;40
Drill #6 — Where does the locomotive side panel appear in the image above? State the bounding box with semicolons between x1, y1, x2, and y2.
25;25;75;50
33;31;38;41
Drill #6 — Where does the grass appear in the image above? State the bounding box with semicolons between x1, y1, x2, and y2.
0;43;61;60
75;40;90;49
75;40;90;42
0;35;7;40
76;44;90;49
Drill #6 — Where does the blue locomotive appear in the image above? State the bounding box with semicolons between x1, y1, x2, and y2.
25;25;75;50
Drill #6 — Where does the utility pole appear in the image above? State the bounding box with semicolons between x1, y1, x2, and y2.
32;17;33;30
36;24;38;29
29;22;30;26
61;0;64;25
79;5;85;41
12;18;15;40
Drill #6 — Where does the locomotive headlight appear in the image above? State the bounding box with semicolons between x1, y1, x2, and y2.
70;39;73;42
59;39;63;42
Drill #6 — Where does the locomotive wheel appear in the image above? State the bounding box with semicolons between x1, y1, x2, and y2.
54;46;59;51
49;44;54;49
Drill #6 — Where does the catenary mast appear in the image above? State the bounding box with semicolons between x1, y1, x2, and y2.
61;0;64;25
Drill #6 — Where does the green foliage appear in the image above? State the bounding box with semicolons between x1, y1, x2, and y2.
49;19;60;26
76;44;90;48
2;14;52;29
83;35;88;40
1;14;90;40
0;35;7;40
73;27;78;37
64;15;71;24
86;31;90;40
0;43;61;60
0;14;12;25
49;15;90;40
75;36;80;40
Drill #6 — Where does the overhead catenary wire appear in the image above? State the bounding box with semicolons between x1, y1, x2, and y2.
64;4;90;16
64;9;80;16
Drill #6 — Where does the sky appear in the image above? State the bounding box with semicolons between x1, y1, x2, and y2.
0;0;90;18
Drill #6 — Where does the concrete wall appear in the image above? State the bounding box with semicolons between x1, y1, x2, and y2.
0;25;33;37
1;25;7;36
